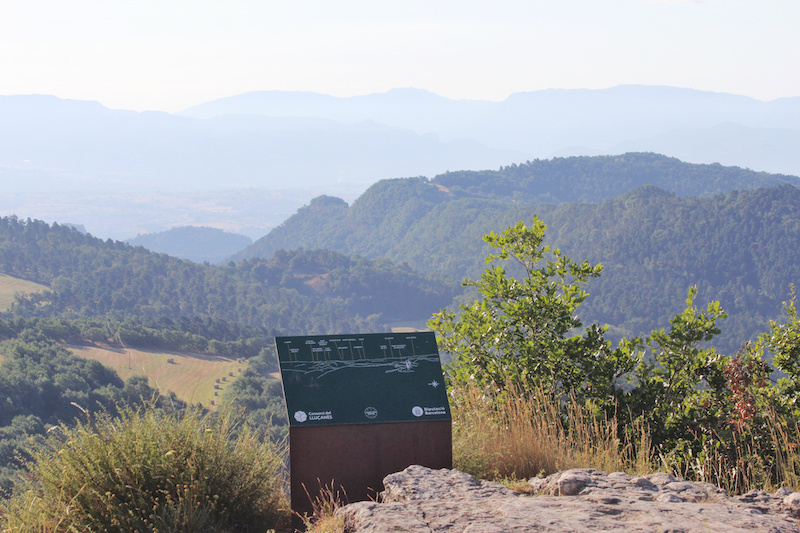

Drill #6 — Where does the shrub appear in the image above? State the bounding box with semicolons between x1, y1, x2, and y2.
1;407;288;532
428;217;632;410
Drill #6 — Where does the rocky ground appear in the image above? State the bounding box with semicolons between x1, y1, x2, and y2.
336;465;800;532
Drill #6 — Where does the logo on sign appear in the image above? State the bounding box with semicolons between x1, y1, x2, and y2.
364;406;378;419
412;406;424;417
294;410;308;423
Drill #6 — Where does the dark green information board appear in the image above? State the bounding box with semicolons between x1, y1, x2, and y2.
276;332;450;426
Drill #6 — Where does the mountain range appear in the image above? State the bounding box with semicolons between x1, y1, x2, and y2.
181;85;800;175
2;85;799;240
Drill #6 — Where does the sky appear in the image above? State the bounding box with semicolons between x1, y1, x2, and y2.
1;0;798;112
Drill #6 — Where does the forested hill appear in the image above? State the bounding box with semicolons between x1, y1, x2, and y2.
126;226;253;264
231;153;799;264
432;152;798;203
226;159;800;352
0;216;456;334
549;185;800;349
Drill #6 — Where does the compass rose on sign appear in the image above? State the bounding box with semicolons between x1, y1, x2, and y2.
428;380;440;388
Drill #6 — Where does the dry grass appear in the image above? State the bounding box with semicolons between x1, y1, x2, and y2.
304;513;346;533
300;485;347;533
771;417;800;491
0;273;48;311
449;382;800;496
659;409;800;495
69;343;247;407
450;383;654;481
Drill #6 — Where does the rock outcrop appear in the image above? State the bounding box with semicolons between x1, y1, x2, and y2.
337;465;800;532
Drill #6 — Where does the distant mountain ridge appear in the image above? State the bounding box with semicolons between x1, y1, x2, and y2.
178;88;492;134
0;93;522;194
3;85;800;240
180;85;800;176
180;85;800;134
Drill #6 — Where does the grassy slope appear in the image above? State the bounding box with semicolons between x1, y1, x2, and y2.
0;275;248;407
0;274;49;364
69;344;247;408
0;273;48;311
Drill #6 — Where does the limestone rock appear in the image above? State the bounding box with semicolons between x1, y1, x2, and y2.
337;465;800;532
380;464;515;502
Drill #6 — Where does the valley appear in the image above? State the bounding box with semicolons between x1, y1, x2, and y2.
2;152;800;522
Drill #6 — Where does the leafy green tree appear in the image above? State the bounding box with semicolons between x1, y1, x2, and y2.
623;287;728;444
222;374;288;442
762;289;800;412
428;218;632;404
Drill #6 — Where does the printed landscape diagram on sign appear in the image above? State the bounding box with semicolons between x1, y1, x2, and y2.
276;332;450;426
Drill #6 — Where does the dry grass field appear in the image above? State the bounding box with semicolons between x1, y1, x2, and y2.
0;273;48;311
69;344;247;408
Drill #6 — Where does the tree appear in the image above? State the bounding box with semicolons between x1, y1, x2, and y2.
763;287;800;412
623;287;728;444
428;218;632;404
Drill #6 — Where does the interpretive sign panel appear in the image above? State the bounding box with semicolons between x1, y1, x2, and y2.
276;332;450;426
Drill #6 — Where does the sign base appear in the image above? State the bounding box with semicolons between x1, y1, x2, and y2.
290;419;452;521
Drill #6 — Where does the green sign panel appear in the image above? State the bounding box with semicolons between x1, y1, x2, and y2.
276;332;450;426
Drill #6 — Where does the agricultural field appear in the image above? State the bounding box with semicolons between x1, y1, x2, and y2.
0;273;48;311
69;344;247;408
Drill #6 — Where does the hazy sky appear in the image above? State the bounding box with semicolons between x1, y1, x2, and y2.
1;0;798;112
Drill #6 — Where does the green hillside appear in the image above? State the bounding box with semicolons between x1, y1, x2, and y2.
431;152;798;203
228;156;800;352
231;152;800;264
3;153;800;516
0;217;456;334
548;185;800;348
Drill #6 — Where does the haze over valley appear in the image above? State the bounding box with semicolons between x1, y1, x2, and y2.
1;85;798;240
